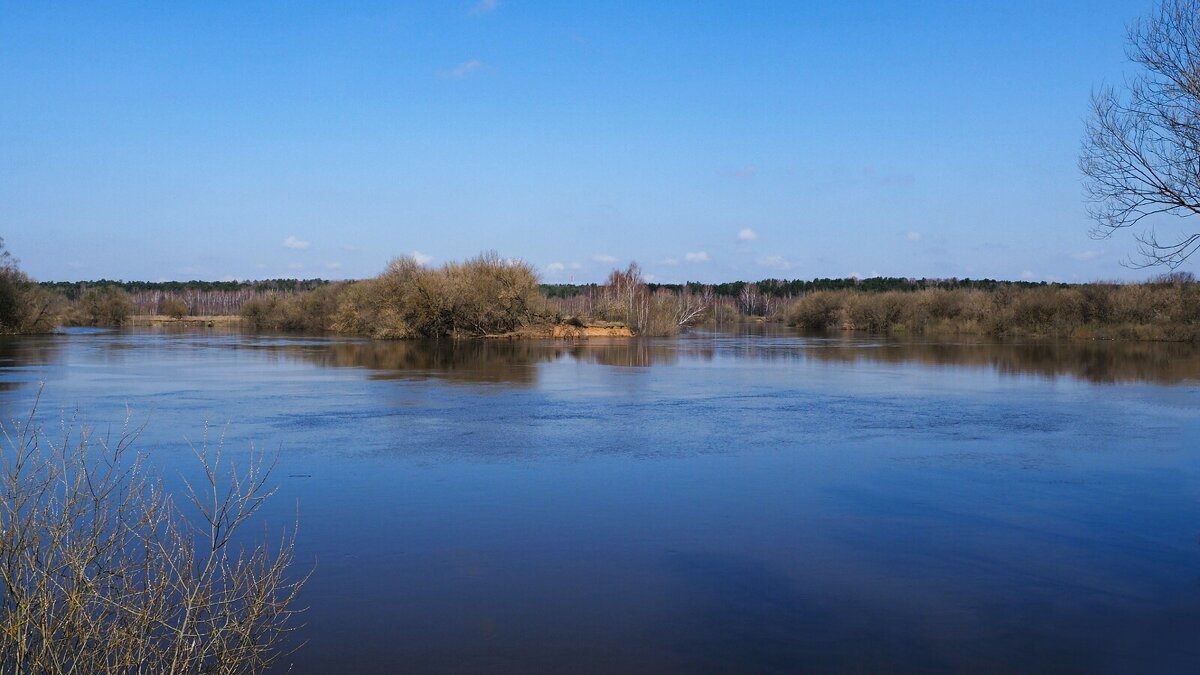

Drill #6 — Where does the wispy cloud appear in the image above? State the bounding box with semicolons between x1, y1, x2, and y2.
324;261;342;271
1071;249;1102;261
412;251;433;265
546;262;565;273
1021;270;1035;280
592;254;617;263
737;228;758;241
282;236;310;250
440;59;483;79
905;231;921;242
756;255;791;270
684;251;709;263
468;0;498;16
661;257;679;266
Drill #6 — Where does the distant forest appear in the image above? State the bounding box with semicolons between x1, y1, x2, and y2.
39;275;1065;316
544;276;1062;299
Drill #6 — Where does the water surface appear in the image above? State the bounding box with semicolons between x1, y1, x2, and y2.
1;328;1198;673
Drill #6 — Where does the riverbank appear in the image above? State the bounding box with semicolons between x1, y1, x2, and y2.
127;314;243;327
125;314;637;339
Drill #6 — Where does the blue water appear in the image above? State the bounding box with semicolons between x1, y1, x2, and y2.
1;328;1199;672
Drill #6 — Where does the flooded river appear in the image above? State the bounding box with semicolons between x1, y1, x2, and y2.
1;328;1198;673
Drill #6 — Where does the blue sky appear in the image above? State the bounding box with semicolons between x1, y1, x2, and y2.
0;1;1165;283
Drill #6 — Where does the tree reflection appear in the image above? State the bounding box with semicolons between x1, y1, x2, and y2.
789;338;1200;385
229;332;1200;386
0;335;61;393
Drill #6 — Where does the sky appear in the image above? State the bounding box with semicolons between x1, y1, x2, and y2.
0;0;1174;284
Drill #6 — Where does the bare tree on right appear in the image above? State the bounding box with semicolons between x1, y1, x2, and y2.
1081;0;1200;268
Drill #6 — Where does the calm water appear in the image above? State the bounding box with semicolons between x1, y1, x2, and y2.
2;328;1200;673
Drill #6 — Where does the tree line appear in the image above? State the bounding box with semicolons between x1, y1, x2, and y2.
4;236;1199;340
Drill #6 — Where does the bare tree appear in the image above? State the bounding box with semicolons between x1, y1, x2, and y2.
0;392;308;674
1081;0;1200;267
602;263;650;332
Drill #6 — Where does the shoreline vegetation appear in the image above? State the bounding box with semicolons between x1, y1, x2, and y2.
4;246;1199;341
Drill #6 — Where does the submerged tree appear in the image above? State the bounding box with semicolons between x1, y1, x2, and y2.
0;396;308;674
1081;0;1200;267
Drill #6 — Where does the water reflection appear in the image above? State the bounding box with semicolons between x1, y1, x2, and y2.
3;330;1199;393
0;335;61;392
211;333;1200;385
261;339;564;385
252;338;711;384
793;338;1200;385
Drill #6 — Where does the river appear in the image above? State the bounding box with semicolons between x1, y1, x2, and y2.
1;327;1198;672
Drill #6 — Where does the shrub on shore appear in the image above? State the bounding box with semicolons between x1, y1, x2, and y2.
0;239;57;334
67;286;135;327
781;279;1200;339
157;296;190;319
243;252;545;338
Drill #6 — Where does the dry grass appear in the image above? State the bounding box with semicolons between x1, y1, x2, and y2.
782;281;1200;340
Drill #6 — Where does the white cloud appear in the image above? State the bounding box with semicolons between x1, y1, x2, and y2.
468;0;498;16
546;262;565;273
737;228;758;241
661;257;679;266
569;262;582;270
324;261;342;271
756;255;792;270
684;251;709;263
440;59;483;79
1071;250;1102;261
283;236;310;250
412;251;433;265
1021;270;1035;280
905;231;921;242
592;254;617;263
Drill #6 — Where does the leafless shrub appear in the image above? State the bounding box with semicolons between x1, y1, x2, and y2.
158;296;190;319
590;263;709;336
68;287;135;327
346;252;543;338
786;291;846;331
240;284;346;332
0;393;308;674
0;239;59;335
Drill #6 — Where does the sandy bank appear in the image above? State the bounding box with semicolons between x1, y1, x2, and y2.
128;315;242;327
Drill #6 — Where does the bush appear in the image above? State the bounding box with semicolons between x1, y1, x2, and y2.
329;252;544;338
780;282;1198;339
158;296;190;319
240;285;346;332
0;399;307;673
73;287;134;327
0;239;58;335
786;291;845;331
